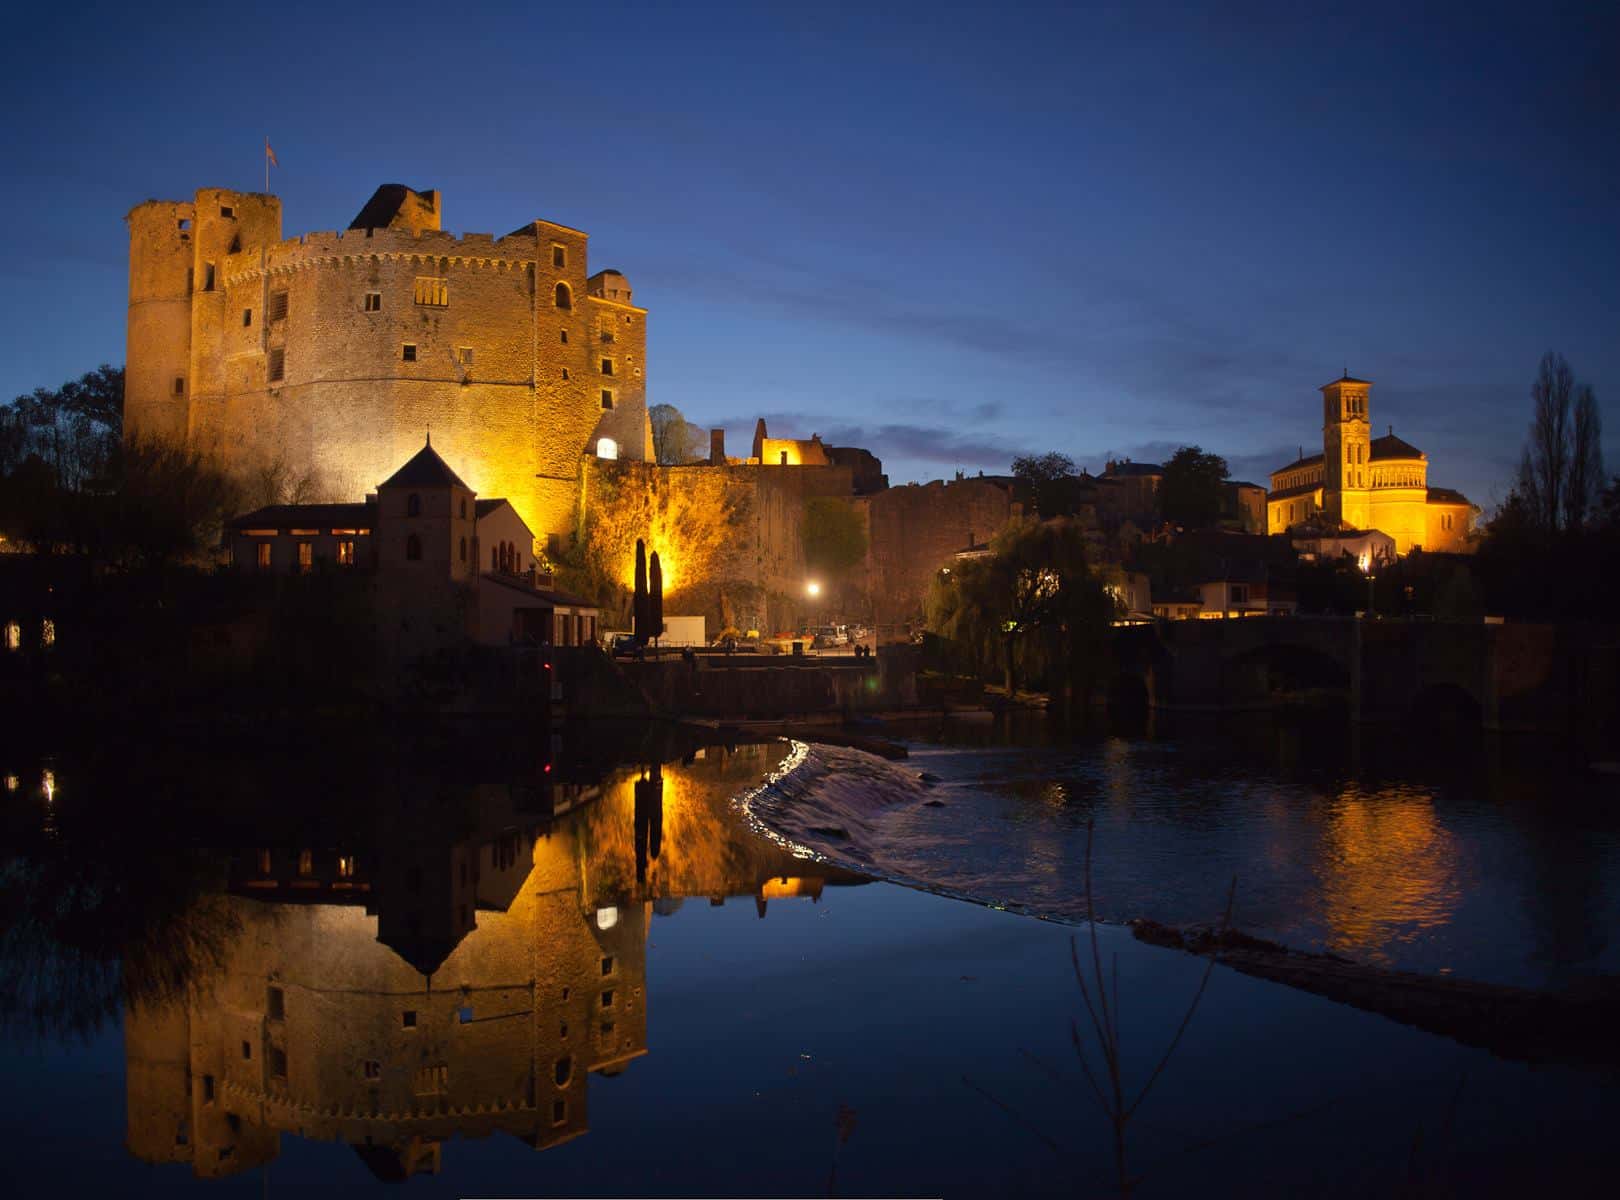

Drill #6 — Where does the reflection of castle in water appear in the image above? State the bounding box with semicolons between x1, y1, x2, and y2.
124;742;857;1181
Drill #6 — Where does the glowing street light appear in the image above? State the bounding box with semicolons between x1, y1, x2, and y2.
806;580;821;598
1358;551;1375;617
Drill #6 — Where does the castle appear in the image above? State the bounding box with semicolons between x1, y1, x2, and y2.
1266;375;1475;555
125;184;649;546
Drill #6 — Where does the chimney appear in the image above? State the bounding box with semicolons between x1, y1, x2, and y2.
709;428;726;465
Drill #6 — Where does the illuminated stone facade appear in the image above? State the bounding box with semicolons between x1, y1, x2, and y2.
125;185;650;544
1266;375;1475;555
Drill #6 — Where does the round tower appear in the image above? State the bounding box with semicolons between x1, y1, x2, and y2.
125;200;197;444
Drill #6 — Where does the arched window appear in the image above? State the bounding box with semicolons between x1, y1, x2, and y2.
555;1056;572;1086
406;534;422;561
554;282;572;310
407;493;421;517
459;536;466;562
596;437;618;460
459;497;467;519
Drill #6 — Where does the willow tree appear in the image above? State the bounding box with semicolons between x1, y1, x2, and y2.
927;519;1112;698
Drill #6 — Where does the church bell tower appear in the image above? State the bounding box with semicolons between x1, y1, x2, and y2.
1322;374;1372;529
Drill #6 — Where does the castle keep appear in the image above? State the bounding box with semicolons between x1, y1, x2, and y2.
125;184;650;544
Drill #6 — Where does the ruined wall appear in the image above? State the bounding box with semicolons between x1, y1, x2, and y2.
127;191;648;544
864;478;1016;627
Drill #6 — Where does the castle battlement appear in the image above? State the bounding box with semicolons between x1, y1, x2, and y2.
221;227;546;286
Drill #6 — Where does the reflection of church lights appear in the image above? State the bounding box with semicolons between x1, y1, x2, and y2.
42;769;55;802
4;774;17;792
4;622;18;650
595;906;619;930
41;619;55;647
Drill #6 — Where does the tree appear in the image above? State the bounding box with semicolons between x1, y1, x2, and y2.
926;519;1112;696
1516;351;1604;534
1012;452;1080;518
1;364;124;490
801;497;867;576
648;403;705;465
1158;446;1228;530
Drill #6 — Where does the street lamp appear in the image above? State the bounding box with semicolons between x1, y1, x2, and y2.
806;580;821;598
1358;551;1375;618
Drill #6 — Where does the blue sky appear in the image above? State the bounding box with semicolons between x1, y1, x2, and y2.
3;0;1616;507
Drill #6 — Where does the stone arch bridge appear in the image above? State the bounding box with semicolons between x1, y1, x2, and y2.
1113;617;1619;738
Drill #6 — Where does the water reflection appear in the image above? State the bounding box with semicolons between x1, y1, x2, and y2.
5;738;862;1182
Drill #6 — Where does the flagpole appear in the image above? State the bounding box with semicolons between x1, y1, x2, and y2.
265;136;269;193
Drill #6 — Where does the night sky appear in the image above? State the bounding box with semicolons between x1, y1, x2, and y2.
4;0;1616;507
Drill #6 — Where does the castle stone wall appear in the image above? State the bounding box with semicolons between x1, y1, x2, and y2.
864;479;1016;626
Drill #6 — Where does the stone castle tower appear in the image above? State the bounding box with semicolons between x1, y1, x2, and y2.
1321;375;1371;530
125;184;651;545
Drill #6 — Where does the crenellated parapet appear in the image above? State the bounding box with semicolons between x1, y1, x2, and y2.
222;227;541;288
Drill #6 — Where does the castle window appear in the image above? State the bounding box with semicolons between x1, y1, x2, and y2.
242;1040;252;1061
297;543;312;573
459;536;466;563
337;540;355;565
458;347;474;365
220;204;234;219
554;282;572;309
600;357;614;376
780;451;788;465
601;955;614;976
268;347;285;382
363;292;381;312
363;1060;381;1081
562;368;570;380
267;986;285;1020
555;1056;572;1086
173;376;185;395
601;389;614;410
599;320;615;344
413;276;449;307
407;493;421;517
256;543;271;570
268;290;288;321
459;497;467;518
402;1010;417;1029
560;329;568;344
229;235;241;253
552;244;567;268
596;437;618;461
178;218;191;231
243;308;252;327
269;1047;287;1080
402;343;417;362
552;1100;567;1125
406;534;422;561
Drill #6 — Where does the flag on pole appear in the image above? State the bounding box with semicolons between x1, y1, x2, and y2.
265;138;278;168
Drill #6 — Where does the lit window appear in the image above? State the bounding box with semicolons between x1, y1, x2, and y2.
4;623;19;651
268;347;285;382
596;437;618;460
297;543;312;572
256;543;272;570
336;854;355;878
402;343;417;362
413;277;449;307
298;849;313;877
364;292;381;312
337;540;355;565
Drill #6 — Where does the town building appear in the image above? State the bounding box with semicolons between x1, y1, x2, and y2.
224;440;599;649
1266;375;1476;555
126;184;649;548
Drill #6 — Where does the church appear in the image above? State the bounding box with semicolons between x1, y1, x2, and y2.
1266;374;1476;556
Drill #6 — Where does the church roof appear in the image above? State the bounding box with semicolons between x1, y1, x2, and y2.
1268;481;1320;501
474;498;511;519
1370;432;1424;460
1427;486;1472;505
226;501;375;530
1274;451;1324;473
1323;375;1373;388
379;440;470;490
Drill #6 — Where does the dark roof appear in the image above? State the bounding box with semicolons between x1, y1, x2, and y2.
1107;462;1164;477
1370;433;1424;460
474;498;510;518
1227;480;1264;490
482;573;598;609
226;502;374;530
348;183;432;231
379;440;470;490
1274;451;1325;473
1427;486;1472;505
1323;374;1373;387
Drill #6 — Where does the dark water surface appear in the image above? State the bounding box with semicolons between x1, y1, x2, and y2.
1;717;1616;1197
